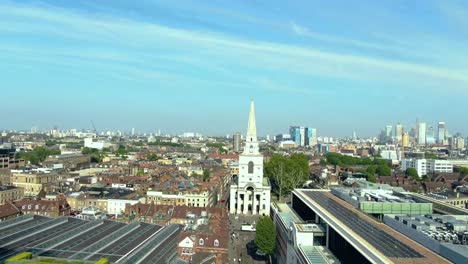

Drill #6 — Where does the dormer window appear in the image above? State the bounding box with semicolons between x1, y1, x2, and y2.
199;238;204;246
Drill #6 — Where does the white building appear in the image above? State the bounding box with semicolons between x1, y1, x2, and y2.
402;158;453;177
84;137;111;150
107;198;141;216
229;100;271;215
395;123;403;141
418;122;427;145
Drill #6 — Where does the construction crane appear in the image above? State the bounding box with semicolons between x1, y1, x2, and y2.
91;120;98;135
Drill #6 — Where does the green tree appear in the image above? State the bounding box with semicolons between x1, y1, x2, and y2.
459;167;468;175
366;165;377;176
203;169;210;182
147;154;158;161
255;216;276;261
116;145;128;155
367;173;377;183
376;165;391;176
17;146;60;165
406;168;419;180
264;154;309;197
425;152;438;159
319;158;327;166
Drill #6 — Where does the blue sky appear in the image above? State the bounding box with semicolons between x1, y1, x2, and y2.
1;0;468;137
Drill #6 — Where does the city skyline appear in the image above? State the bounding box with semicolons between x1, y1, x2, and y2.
2;0;468;136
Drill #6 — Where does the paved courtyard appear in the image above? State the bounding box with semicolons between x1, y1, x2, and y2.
228;213;266;264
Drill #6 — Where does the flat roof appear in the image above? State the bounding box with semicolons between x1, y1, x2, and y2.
295;189;450;264
298;245;338;264
0;216;179;263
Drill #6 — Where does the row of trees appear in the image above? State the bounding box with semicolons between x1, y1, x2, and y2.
321;152;388;167
17;146;60;165
264;154;309;198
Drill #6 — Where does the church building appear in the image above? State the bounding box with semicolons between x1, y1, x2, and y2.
229;100;271;216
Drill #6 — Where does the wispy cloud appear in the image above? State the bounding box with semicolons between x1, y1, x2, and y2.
1;1;468;96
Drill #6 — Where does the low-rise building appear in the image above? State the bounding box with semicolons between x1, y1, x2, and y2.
402;158;453;177
11;170;61;196
0;186;24;205
147;190;214;208
14;198;71;217
44;153;91;170
107;198;141;216
0;202;21;221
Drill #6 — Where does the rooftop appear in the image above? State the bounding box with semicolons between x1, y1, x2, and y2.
298;246;338;264
296;189;450;264
0;215;181;264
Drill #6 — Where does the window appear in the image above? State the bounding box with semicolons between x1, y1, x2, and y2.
199;238;204;246
248;161;254;174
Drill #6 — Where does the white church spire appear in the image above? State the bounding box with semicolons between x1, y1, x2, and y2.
247;99;257;141
244;99;259;155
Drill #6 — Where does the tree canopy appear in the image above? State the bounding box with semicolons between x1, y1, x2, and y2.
424;152;438;159
323;153;388;167
203;169;210;182
376;165;391;176
406;168;420;180
17;146;60;165
459;167;468;175
255;216;276;256
147;154;158;161
81;147;102;163
264;153;309;197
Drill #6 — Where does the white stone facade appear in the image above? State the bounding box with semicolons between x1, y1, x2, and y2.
229;100;271;216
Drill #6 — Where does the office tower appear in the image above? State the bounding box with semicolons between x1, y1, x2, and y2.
352;131;357;140
402;132;409;147
438;122;446;144
308;128;317;146
417;122;426;145
289;126;301;146
395;123;403;141
426;126;435;145
229;100;271;215
299;127;306;146
131;128;135;136
457;137;465;149
385;125;393;138
233;132;241;152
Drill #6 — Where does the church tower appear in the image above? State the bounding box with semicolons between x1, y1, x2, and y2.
229;100;271;215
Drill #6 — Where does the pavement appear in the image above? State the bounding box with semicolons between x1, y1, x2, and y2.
228;213;266;264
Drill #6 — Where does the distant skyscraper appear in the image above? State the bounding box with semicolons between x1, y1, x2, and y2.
233;132;241;152
289;126;301;146
385;125;393;138
352;131;357;140
299;127;306;146
131;128;135;136
426;126;435;145
418;122;426;145
290;126;316;147
402;132;410;147
395;123;403;141
308;128;317;146
437;122;446;144
456;137;465;150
